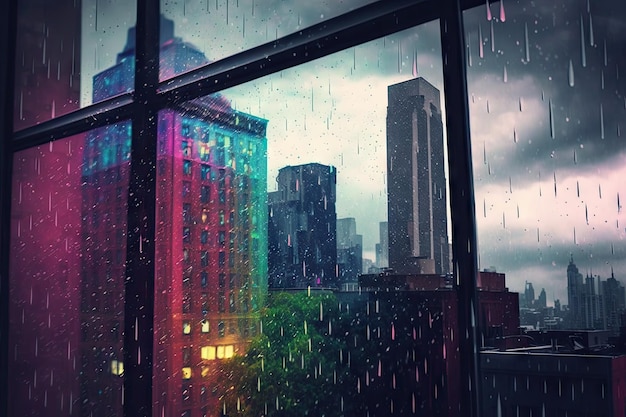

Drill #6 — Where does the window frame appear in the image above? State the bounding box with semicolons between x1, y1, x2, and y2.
0;0;484;416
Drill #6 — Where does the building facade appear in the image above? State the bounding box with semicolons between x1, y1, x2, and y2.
80;18;268;417
336;217;363;284
386;77;449;275
268;163;337;289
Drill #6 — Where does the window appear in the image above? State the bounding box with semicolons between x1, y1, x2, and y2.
200;164;210;180
182;321;191;335
9;1;613;417
201;319;209;333
183;160;192;175
200;185;210;203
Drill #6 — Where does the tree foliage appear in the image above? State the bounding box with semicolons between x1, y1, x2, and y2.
218;291;356;417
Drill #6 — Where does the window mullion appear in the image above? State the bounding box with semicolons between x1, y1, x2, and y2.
123;0;160;416
0;0;18;415
440;0;482;416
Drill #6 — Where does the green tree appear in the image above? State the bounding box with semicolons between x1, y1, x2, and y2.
218;291;355;417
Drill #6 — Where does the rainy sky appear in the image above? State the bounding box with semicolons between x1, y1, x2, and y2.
80;0;626;304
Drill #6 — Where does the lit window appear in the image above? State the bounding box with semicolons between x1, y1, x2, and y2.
201;346;216;360
201;319;210;333
183;321;191;335
110;359;124;376
182;367;192;379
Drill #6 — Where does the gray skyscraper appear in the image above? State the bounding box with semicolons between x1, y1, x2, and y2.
268;163;337;288
386;77;449;275
337;217;363;283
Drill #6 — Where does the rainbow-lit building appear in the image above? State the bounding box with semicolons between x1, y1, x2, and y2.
80;17;268;417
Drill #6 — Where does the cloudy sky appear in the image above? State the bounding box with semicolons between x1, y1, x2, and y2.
81;0;626;303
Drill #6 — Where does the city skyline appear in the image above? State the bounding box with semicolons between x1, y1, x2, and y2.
75;0;626;304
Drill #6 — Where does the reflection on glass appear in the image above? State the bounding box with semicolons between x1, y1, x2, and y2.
159;0;378;80
8;120;130;417
13;0;136;130
465;1;626;415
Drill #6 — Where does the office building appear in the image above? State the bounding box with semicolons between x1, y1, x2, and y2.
268;163;337;289
79;18;268;417
386;77;449;275
336;217;363;283
375;221;389;268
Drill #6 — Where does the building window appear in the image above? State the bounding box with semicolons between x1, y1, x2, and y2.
200;271;208;288
200;185;210;203
182;321;191;335
200;230;208;244
218;231;226;246
218;252;225;267
201;319;210;333
183;160;192;176
200;251;208;267
200;164;210;180
183;203;191;223
182;227;190;243
181;367;192;380
182;140;192;157
182;181;191;198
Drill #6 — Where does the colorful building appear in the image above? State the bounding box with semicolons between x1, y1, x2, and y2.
80;18;268;417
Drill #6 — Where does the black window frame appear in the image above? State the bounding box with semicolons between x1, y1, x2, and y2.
0;0;483;416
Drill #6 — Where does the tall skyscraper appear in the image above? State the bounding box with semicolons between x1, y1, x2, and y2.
268;163;337;289
567;256;604;330
602;271;626;335
336;217;363;283
80;18;268;417
386;77;449;275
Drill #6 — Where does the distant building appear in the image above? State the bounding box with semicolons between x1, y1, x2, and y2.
567;256;604;329
386;77;449;275
268;163;337;289
482;346;626;417
375;221;389;268
602;271;626;335
336;218;363;283
536;288;547;309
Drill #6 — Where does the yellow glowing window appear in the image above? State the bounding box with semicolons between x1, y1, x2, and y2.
217;345;225;359
183;321;191;334
201;367;209;378
224;345;234;358
182;367;192;379
201;319;210;333
111;360;124;376
201;209;208;223
201;346;216;360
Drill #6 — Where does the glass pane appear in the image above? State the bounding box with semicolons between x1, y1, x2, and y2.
148;16;516;416
14;0;136;131
158;0;378;81
464;1;626;415
8;121;131;417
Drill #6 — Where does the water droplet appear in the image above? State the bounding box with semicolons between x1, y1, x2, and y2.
524;23;530;62
499;0;506;22
589;13;594;46
503;65;508;82
568;60;575;87
486;0;492;20
549;99;555;138
478;24;484;58
580;15;587;67
600;104;605;139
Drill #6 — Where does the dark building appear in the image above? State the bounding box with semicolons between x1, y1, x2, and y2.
482;347;626;417
336;217;363;284
375;221;389;268
602;272;626;335
268;163;337;289
386;77;449;275
351;270;519;416
79;18;268;417
567;256;604;330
